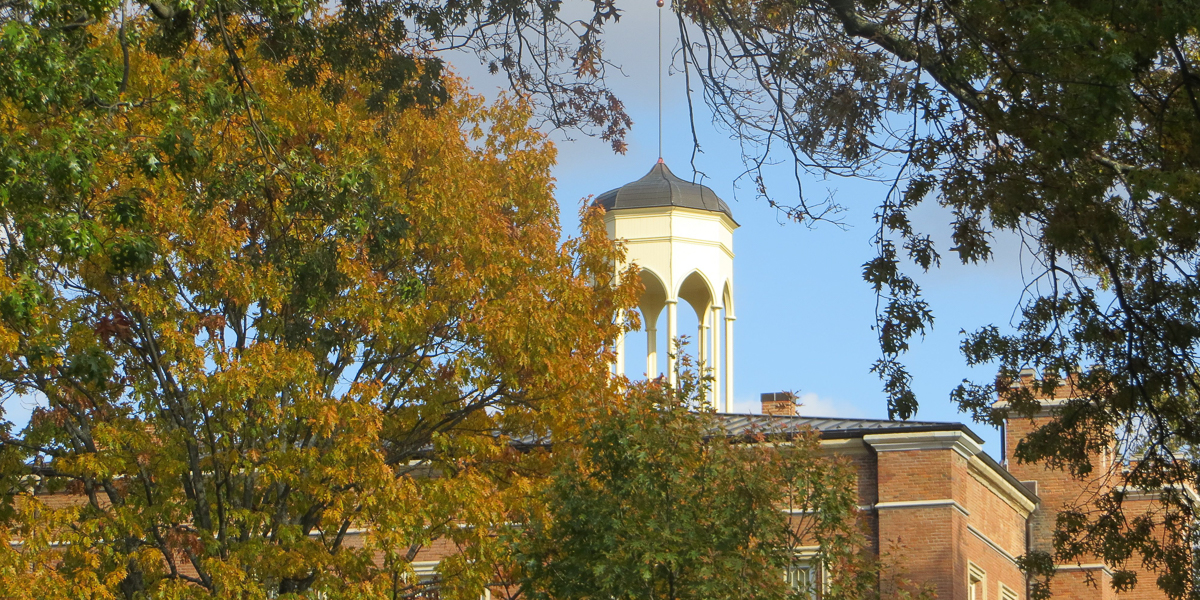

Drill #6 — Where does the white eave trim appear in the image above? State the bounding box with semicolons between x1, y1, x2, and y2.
991;397;1077;419
967;524;1022;568
1115;484;1200;506
1056;563;1115;577
968;456;1038;516
819;438;870;456
874;499;970;517
863;430;983;460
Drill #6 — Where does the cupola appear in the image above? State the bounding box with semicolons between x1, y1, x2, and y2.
599;160;737;412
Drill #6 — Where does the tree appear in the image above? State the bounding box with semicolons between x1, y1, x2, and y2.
441;0;1200;595
9;0;1200;595
0;0;634;154
510;363;876;600
654;2;1200;597
0;19;638;598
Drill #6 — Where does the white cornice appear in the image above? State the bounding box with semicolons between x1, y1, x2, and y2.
604;206;739;231
620;236;736;260
874;499;970;517
968;456;1038;516
819;438;870;456
1114;484;1200;506
992;397;1076;419
967;524;1022;568
863;431;983;460
1056;563;1114;577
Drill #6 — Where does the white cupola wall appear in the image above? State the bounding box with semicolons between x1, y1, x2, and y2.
598;159;737;412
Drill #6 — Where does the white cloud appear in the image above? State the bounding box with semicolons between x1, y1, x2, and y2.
793;392;862;418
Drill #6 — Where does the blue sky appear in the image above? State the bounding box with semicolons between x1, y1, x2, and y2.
449;1;1040;454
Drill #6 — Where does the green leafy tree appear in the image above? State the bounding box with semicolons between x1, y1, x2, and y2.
510;362;876;600
0;18;638;598
634;2;1200;597
10;0;1200;594
371;0;1200;592
0;0;633;154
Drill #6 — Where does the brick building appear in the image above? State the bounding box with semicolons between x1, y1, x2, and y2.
24;371;1172;600
742;377;1177;600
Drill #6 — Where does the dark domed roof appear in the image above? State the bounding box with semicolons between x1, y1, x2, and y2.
596;160;735;223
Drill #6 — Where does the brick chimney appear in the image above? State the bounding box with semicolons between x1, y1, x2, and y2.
1001;368;1117;565
761;392;797;416
1017;367;1037;386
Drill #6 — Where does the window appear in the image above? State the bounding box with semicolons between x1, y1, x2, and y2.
967;562;986;600
999;583;1018;600
785;559;817;599
400;562;441;600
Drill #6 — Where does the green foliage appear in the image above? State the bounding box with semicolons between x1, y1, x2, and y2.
1015;549;1055;600
513;361;876;600
9;0;1200;594
0;0;632;154
0;15;640;598
643;0;1200;596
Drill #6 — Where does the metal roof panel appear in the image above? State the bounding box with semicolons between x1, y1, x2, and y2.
597;161;735;222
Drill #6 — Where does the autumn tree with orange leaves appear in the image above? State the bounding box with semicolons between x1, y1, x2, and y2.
0;2;906;599
0;13;640;597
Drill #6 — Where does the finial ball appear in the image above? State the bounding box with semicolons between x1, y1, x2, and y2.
656;0;664;7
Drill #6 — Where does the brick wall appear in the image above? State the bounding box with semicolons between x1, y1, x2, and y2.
1001;372;1176;600
864;431;1035;600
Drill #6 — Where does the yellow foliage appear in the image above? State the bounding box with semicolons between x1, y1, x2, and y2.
0;16;639;599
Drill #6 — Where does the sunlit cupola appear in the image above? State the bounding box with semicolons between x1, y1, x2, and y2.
598;159;737;412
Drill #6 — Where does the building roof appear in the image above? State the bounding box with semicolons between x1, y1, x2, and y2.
596;160;736;223
481;411;1037;506
717;412;1039;504
715;413;985;443
513;413;984;447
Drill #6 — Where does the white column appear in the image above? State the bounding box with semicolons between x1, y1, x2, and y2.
646;321;658;378
698;310;709;406
724;315;735;413
614;309;625;377
711;307;720;411
666;300;678;386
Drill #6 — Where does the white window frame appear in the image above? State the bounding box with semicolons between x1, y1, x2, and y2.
998;582;1018;600
785;552;819;600
967;562;986;600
